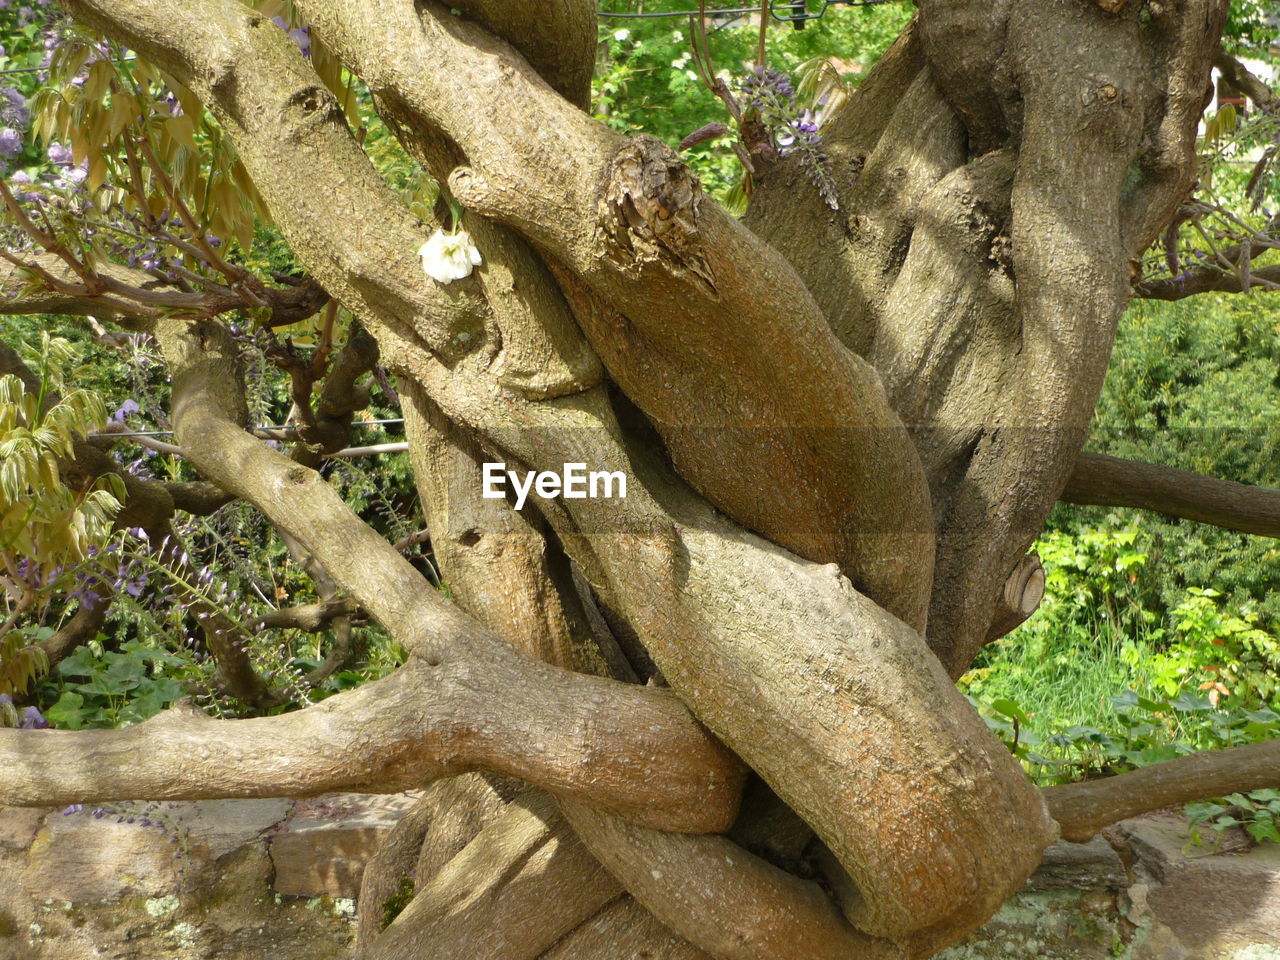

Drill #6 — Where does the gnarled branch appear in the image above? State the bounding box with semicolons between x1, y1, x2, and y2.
0;658;740;832
297;0;936;630
1135;263;1280;299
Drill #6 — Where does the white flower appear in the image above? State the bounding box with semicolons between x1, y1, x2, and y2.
613;28;630;42
418;229;482;284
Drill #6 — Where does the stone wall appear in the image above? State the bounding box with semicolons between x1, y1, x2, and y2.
1;796;1277;960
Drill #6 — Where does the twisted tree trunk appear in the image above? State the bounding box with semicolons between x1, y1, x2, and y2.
3;0;1262;957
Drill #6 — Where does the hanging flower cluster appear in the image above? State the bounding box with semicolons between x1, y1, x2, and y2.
740;65;838;210
0;85;27;169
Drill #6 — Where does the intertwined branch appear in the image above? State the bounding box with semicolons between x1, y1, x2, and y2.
2;0;1276;958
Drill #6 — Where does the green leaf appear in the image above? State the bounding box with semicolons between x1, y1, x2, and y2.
45;691;86;730
990;698;1030;724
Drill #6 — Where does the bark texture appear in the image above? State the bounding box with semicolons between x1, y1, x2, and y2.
2;0;1262;957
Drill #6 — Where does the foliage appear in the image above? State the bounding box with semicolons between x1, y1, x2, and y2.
379;876;416;930
1222;1;1280;56
1083;294;1280;628
1187;789;1280;850
41;637;187;728
0;333;122;696
594;1;911;202
975;687;1278;783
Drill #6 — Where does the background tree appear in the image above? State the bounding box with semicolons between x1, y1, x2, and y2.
1;1;1279;957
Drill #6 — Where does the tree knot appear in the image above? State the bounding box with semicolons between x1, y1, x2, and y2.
599;135;715;290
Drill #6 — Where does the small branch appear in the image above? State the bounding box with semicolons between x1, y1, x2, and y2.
1215;49;1278;114
0;252;328;327
253;597;362;633
94;432;407;461
1062;452;1280;538
1135;263;1280;300
301;613;353;686
328;441;407;458
1045;738;1280;842
147;528;277;710
392;528;430;553
163;480;235;516
93;421;186;456
0;179;99;287
39;602;110;669
133;135;264;301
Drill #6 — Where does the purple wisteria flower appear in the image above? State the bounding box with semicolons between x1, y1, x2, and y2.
20;705;49;729
742;65;794;106
289;27;311;57
270;16;312;57
0;86;27;170
738;67;837;210
67;579;100;611
110;398;140;423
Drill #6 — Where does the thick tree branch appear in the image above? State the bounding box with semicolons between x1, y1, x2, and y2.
1063;451;1280;538
1045;738;1280;842
745;24;950;358
0;660;738;830
296;0;936;630
560;800;898;960
450;0;596;109
365;793;623;960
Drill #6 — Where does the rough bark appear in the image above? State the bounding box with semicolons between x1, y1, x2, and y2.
6;0;1257;956
299;0;937;632
400;384;609;674
398;369;901;958
0;652;737;832
366;793;623;960
747;0;1228;677
48;6;1062;953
